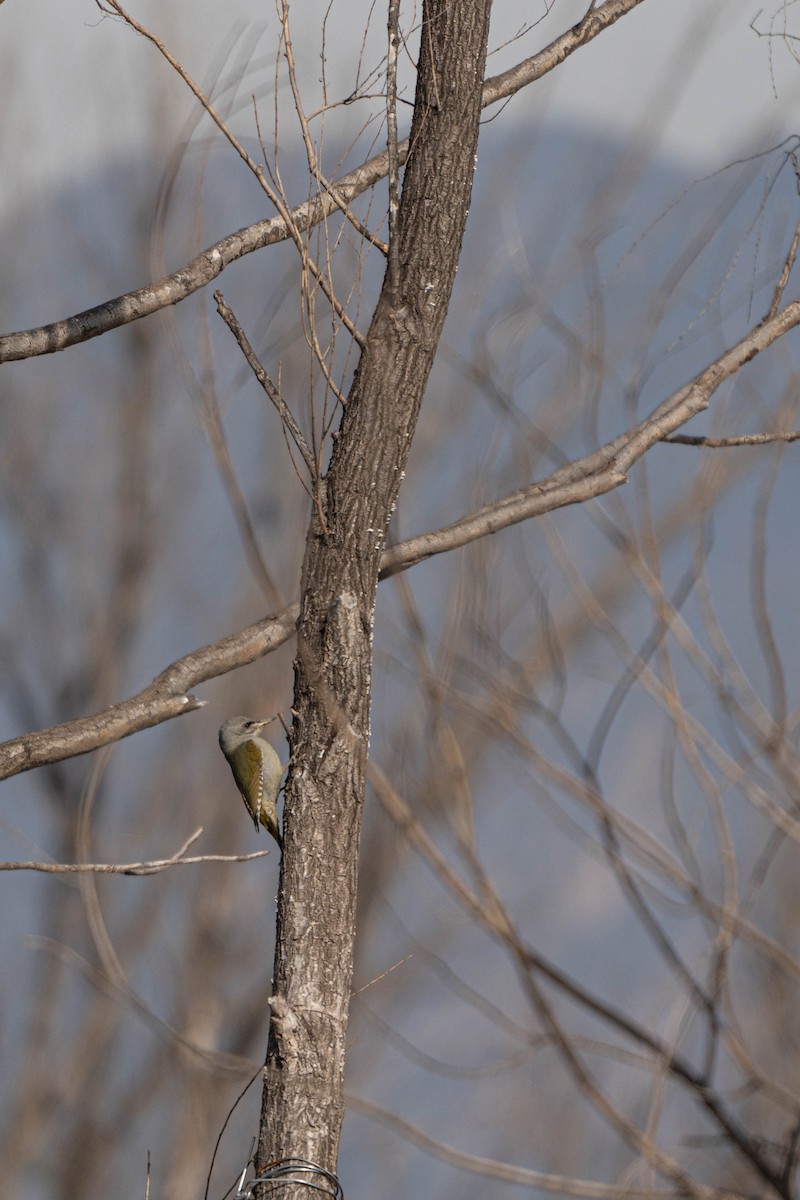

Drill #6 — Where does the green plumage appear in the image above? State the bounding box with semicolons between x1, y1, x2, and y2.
218;716;284;850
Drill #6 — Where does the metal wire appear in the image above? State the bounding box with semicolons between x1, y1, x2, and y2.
236;1157;344;1199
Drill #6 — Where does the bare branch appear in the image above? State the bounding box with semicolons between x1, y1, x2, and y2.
2;294;799;783
664;431;800;447
482;0;649;111
0;605;298;779
382;297;800;576
0;0;651;363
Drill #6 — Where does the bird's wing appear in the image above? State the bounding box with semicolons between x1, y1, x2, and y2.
236;739;266;798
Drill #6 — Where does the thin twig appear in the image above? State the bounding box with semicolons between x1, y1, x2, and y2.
368;761;790;1199
31;935;256;1072
348;1093;692;1199
213;290;317;481
0;826;272;875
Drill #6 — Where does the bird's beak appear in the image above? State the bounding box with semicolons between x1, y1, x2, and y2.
252;716;277;731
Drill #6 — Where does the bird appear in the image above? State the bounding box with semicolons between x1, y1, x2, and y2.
218;716;284;850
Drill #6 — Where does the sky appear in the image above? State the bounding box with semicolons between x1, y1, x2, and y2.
1;0;799;230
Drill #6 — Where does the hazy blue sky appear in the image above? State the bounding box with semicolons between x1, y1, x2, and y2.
1;0;798;226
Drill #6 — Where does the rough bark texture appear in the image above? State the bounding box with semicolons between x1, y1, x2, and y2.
258;0;493;1180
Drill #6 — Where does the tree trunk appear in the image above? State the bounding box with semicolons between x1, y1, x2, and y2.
258;0;493;1179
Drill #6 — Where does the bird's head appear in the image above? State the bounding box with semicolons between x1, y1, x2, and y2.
218;715;273;753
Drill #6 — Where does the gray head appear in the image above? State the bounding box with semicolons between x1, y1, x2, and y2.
218;716;271;755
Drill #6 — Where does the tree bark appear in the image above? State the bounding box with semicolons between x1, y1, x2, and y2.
258;0;493;1180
